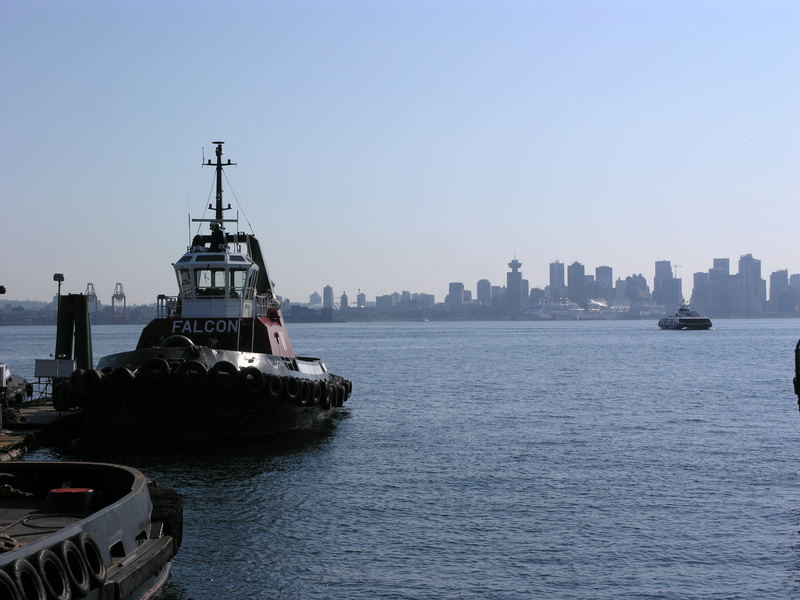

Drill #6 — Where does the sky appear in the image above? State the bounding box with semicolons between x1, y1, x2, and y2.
1;0;798;305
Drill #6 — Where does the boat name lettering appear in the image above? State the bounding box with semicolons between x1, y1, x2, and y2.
171;319;240;334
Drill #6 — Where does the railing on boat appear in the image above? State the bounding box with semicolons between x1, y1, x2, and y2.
156;295;180;318
254;294;280;318
157;293;278;319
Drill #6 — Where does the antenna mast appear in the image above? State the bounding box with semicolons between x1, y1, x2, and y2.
202;141;236;224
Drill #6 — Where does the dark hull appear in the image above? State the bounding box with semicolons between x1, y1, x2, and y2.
658;318;712;330
0;461;179;600
68;344;351;443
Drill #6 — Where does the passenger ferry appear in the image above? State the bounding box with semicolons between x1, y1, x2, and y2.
657;304;712;330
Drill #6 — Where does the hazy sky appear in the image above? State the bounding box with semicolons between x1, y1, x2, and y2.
1;0;798;305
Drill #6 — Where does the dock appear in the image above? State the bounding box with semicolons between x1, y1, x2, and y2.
1;401;82;460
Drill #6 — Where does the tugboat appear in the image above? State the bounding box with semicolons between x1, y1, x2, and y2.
657;304;712;330
0;461;180;600
66;142;352;442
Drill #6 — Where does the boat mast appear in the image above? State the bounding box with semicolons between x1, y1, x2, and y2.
203;141;237;223
198;141;237;250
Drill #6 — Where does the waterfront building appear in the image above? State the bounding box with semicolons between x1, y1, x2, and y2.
708;260;732;316
477;279;491;305
506;257;524;311
375;295;393;310
625;274;650;302
595;266;613;301
549;261;565;301
323;285;334;310
491;286;505;304
653;260;673;305
737;253;766;315
447;282;465;307
412;293;435;309
690;272;711;313
768;269;796;314
521;279;529;308
567;261;586;307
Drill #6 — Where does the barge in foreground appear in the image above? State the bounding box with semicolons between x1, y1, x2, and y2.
0;461;180;600
62;142;352;442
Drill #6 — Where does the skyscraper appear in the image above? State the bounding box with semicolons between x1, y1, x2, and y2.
549;261;565;301
323;285;333;310
737;253;766;315
567;261;586;307
595;266;613;301
653;260;673;305
506;257;523;311
447;282;465;307
477;279;491;304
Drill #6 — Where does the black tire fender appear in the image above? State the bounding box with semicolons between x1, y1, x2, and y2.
137;358;170;386
266;374;283;400
0;568;21;600
178;360;208;388
58;539;91;597
13;559;46;600
77;533;106;587
239;367;264;396
35;548;71;600
208;361;238;392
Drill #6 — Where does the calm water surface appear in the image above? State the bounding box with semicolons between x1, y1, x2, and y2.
2;319;800;599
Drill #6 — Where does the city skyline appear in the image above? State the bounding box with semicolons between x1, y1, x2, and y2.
3;250;800;311
296;251;799;314
2;2;798;305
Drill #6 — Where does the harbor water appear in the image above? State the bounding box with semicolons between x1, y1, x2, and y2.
2;319;800;599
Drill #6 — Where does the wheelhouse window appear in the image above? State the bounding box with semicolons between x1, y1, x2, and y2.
196;268;226;297
230;269;247;298
178;269;193;298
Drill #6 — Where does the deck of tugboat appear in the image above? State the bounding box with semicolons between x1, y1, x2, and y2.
0;498;85;547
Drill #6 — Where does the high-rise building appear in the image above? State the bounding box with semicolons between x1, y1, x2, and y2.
309;291;321;305
768;269;795;313
653;260;673;305
447;282;465;307
661;278;682;313
549;261;565;301
412;293;435;309
737;253;766;315
356;291;366;308
595;266;613;301
340;291;349;309
521;279;529;308
323;285;334;309
691;272;711;313
491;286;505;304
567;261;586;307
625;274;650;302
506;257;524;311
476;279;491;304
